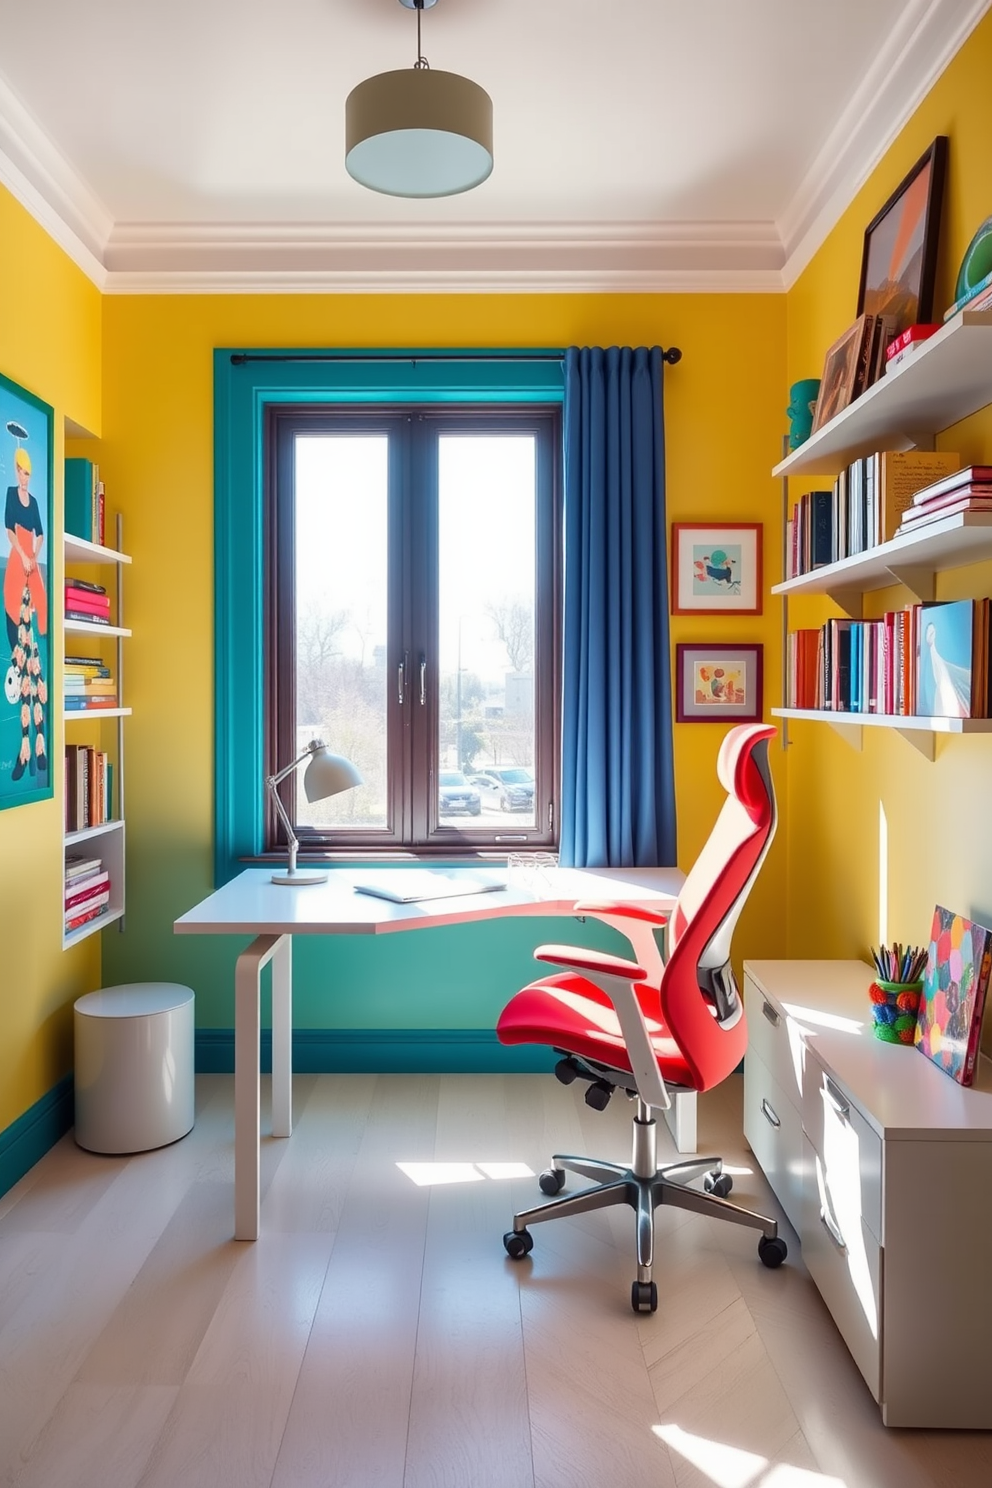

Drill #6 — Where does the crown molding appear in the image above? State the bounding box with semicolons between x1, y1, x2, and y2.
780;0;992;287
0;0;988;295
0;75;109;286
100;220;784;293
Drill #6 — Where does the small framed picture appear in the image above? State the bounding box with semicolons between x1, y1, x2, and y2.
810;314;874;433
670;522;762;615
1;370;54;811
675;643;764;724
857;136;947;334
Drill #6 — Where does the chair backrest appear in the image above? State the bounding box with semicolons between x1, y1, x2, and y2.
659;722;777;1090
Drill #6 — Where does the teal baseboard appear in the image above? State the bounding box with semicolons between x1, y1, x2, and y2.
195;1028;555;1074
0;1075;74;1200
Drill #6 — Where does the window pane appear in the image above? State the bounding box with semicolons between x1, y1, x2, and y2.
437;435;536;828
294;435;389;830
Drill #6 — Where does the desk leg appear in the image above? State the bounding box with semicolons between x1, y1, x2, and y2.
271;934;292;1138
234;933;287;1241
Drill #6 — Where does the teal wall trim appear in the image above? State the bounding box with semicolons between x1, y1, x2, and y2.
213;346;565;886
195;1027;556;1074
0;1075;74;1200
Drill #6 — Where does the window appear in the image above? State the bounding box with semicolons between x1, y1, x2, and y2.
265;404;561;853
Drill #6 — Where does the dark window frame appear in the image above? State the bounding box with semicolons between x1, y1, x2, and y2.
263;402;563;857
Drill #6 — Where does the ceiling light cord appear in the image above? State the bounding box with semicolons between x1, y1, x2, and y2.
414;0;429;69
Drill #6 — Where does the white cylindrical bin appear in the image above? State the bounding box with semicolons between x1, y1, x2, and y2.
74;983;195;1154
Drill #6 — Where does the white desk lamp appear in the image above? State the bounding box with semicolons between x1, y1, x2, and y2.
266;739;362;885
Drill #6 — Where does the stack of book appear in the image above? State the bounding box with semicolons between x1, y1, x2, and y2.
884;323;940;374
942;268;992;323
786;450;961;575
64;854;110;935
64;654;117;711
786;599;992;719
896;465;992;533
65;576;111;626
64;743;112;831
64;458;106;546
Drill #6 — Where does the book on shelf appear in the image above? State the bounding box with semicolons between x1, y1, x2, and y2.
916;599;992;718
65;902;108;934
915;905;992;1086
65;869;110;905
898;493;992;531
909;465;992;506
885;323;941;361
65;609;111;626
865;312;900;388
64;697;118;711
942;267;992;322
66;876;110;913
64;588;111;615
64;576;107;596
65;852;102;879
874;450;961;544
64;458;98;543
64;654;107;669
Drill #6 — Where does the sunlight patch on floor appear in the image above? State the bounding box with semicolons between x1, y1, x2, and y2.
396;1160;535;1186
654;1425;847;1488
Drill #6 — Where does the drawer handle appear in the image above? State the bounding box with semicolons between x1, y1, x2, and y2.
760;1097;781;1129
819;1207;847;1253
820;1082;850;1122
761;999;781;1028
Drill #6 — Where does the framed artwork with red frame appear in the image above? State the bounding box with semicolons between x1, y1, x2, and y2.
670;522;762;615
675;643;764;723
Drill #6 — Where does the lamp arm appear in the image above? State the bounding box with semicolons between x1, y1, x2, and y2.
270;744;316;788
266;771;300;877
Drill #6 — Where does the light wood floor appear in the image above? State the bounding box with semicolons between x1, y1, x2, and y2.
1;1071;990;1488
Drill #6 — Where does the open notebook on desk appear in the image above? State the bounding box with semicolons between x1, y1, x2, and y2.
352;869;508;904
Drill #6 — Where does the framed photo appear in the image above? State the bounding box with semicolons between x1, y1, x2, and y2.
675;643;763;724
857;136;948;334
670;522;762;615
810;313;874;434
0;370;54;811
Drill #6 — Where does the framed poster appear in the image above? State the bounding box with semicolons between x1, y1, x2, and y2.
670;522;762;615
1;370;54;809
675;643;763;723
857;136;947;334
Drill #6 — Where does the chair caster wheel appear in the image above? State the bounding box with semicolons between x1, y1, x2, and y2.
539;1167;565;1195
504;1229;534;1260
758;1235;788;1268
704;1171;733;1198
631;1280;658;1313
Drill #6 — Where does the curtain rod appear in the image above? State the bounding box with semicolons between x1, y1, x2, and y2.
230;348;682;366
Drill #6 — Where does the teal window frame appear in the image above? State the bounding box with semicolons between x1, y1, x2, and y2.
213;348;565;885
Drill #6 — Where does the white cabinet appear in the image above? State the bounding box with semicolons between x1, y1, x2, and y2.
63;524;132;948
744;959;992;1429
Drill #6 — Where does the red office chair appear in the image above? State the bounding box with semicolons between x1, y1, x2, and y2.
497;722;786;1313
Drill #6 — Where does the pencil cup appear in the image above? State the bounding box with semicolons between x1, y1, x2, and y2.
868;979;923;1043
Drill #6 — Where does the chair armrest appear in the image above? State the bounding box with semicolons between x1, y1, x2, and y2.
532;943;671;1112
534;944;648;980
572;899;669;926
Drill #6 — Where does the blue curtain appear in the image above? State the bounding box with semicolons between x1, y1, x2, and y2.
559;346;677;867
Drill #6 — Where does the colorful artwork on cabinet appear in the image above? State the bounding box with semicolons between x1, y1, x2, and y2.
0;369;54;810
915;905;992;1086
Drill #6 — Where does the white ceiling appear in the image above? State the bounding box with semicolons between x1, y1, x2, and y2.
0;0;988;293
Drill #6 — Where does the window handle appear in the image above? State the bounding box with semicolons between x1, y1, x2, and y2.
398;656;407;705
419;655;426;706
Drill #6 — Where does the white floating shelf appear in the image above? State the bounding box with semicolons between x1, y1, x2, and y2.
65;819;124;846
63;907;124;949
773;708;992;733
774;310;992;479
64;534;131;565
63;708;131;721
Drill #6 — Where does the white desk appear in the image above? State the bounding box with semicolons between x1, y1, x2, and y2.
174;864;684;1239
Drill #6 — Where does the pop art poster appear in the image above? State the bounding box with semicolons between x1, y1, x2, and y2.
0;370;53;809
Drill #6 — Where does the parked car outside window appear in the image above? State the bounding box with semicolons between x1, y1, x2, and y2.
469;767;535;812
438;770;481;816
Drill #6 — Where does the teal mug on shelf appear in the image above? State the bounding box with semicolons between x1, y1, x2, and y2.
786;378;821;449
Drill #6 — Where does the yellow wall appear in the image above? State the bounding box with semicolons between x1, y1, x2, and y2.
784;11;992;983
0;186;102;1130
98;292;789;1015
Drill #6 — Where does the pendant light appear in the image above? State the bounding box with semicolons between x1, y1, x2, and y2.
345;0;493;198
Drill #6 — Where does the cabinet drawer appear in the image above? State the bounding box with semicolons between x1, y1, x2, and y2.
801;1134;882;1402
742;1047;803;1233
801;1044;883;1243
744;974;804;1106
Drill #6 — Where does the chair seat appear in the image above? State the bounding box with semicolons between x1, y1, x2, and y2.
497;971;695;1089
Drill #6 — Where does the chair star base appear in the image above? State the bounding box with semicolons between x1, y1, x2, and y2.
503;1100;786;1313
